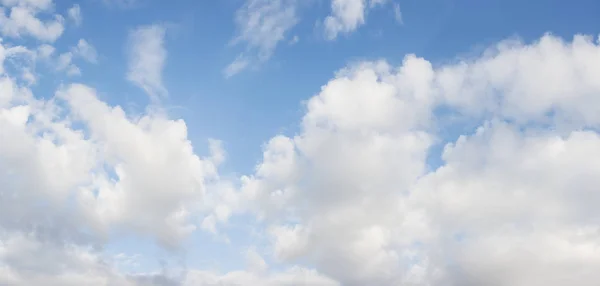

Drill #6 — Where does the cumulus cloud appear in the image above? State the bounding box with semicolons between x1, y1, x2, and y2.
0;0;64;42
126;24;167;98
0;24;329;286
225;0;401;75
206;33;600;285
1;0;52;11
2;5;600;284
0;36;239;284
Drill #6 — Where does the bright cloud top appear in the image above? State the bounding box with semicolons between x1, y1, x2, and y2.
1;0;600;285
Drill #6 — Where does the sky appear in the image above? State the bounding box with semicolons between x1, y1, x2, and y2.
1;0;600;285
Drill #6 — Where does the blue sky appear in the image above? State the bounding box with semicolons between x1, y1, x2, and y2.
2;0;600;285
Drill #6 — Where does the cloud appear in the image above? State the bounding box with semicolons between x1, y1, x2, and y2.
225;0;298;77
393;3;402;24
126;24;167;98
324;0;388;40
1;29;336;286
181;267;339;286
225;0;400;75
55;52;80;76
0;0;64;42
59;84;224;247
1;0;52;10
72;39;98;63
204;33;600;285
67;4;81;26
3;6;600;284
223;56;249;78
36;43;54;58
35;39;96;77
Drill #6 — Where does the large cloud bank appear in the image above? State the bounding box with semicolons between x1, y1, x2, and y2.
1;2;600;283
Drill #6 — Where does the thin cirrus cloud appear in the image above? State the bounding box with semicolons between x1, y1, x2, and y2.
126;24;168;99
324;0;389;40
225;0;397;77
67;4;82;26
224;0;298;77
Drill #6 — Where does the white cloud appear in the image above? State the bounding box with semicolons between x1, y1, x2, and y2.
59;84;223;247
393;2;402;24
36;43;54;58
35;39;96;76
72;39;97;63
226;0;399;74
181;267;339;286
67;4;81;26
1;0;52;10
2;7;600;284
0;31;335;286
55;52;80;76
0;0;64;42
223;56;249;78
126;24;167;98
202;33;600;285
324;0;388;40
225;0;298;76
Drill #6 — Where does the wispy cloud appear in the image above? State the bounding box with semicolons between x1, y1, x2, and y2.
126;24;167;98
224;55;250;78
393;3;402;24
225;0;298;77
324;0;389;40
72;39;97;63
67;4;81;26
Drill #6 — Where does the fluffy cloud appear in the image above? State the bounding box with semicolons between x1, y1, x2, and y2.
0;0;64;42
205;33;600;285
0;36;215;284
0;15;335;284
126;24;167;98
181;267;339;286
0;0;52;11
59;84;224;247
2;3;600;284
